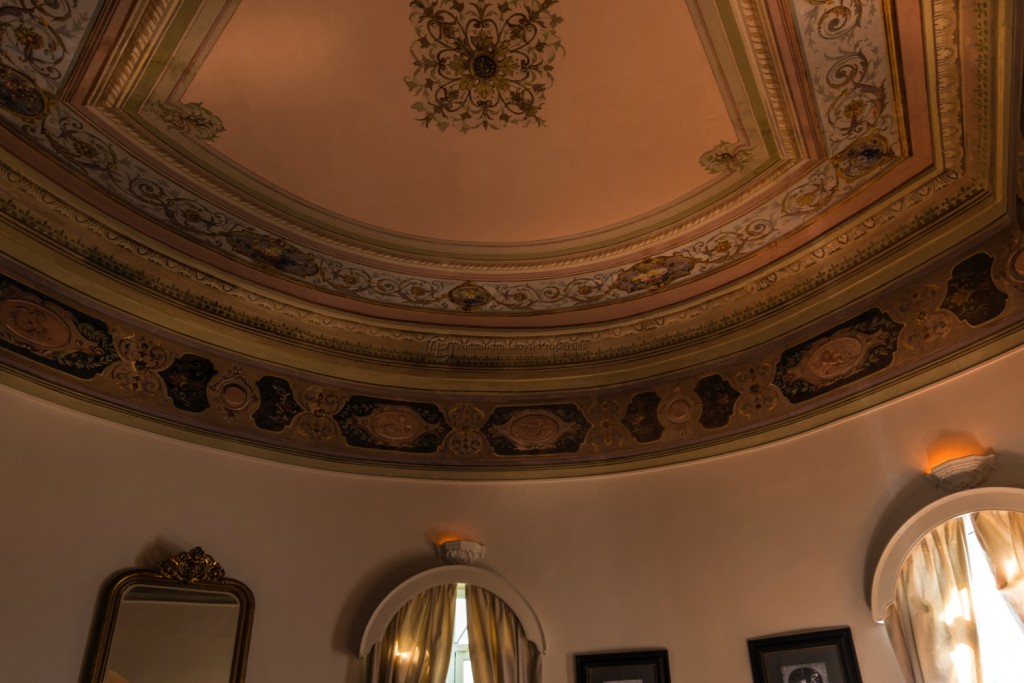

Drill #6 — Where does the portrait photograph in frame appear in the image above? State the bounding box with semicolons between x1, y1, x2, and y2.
747;628;863;683
575;649;671;683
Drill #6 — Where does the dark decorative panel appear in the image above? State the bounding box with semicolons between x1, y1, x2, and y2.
940;253;1007;326
773;308;903;404
695;374;740;429
483;404;590;455
335;396;450;453
159;354;216;412
622;392;663;443
252;376;302;431
0;276;118;379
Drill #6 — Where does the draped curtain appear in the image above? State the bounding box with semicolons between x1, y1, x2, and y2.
971;510;1024;626
365;584;457;683
466;585;541;683
883;517;981;683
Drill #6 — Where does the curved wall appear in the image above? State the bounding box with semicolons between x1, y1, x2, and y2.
4;345;1024;682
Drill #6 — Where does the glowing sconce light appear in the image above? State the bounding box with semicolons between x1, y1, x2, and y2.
925;433;997;492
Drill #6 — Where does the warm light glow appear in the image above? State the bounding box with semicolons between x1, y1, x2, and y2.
949;643;977;682
926;432;987;472
942;589;972;624
393;645;419;661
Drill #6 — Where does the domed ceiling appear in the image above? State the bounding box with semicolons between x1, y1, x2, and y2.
0;0;1022;478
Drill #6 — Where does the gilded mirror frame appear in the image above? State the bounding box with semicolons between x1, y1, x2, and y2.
83;547;255;683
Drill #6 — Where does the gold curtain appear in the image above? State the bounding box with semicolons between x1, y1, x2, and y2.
971;510;1024;626
883;517;981;683
365;584;457;683
466;585;541;683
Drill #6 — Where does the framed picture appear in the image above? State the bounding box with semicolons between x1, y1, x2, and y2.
747;628;862;683
575;649;671;683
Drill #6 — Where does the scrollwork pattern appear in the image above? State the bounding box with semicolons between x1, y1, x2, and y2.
0;0;920;317
155;547;226;584
405;0;564;131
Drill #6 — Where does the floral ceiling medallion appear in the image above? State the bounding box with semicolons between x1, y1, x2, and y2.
405;0;564;132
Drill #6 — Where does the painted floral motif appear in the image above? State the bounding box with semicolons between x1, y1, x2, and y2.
0;0;87;88
110;334;171;396
294;385;345;441
443;403;488;456
405;0;564;131
336;396;451;453
158;354;216;413
226;228;320;277
586;398;629;449
893;284;954;351
699;140;752;173
613;254;696;293
940;253;1008;326
694;374;740;429
773;308;903;403
732;363;779;418
147;101;225;141
42;116;119;179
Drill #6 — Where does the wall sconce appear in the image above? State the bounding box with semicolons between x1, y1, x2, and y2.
925;431;997;491
436;539;486;565
927;452;997;491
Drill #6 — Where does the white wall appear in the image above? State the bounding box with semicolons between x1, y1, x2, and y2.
4;345;1024;683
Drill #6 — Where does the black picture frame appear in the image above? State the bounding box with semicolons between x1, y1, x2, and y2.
575;649;671;683
748;628;862;683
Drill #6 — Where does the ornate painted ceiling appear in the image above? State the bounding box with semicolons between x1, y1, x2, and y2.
0;0;1022;478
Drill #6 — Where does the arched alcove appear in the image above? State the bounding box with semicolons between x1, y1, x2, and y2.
359;565;546;657
870;486;1024;623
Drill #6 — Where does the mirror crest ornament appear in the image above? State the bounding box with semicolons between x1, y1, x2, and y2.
84;547;254;683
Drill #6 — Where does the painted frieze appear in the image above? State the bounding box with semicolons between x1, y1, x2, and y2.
773;309;903;404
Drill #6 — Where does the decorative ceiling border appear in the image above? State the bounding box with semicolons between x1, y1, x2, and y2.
3;225;1024;478
0;157;992;378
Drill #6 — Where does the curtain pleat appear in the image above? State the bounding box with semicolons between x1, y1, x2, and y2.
971;510;1024;627
883;517;981;683
466;585;541;683
365;584;457;683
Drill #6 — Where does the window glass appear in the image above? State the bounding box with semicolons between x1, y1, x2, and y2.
445;584;473;683
963;515;1024;683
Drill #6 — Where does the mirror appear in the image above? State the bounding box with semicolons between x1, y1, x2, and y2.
83;547;255;683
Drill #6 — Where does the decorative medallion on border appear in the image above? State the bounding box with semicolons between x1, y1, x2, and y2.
405;0;564;131
0;276;117;380
146;101;225;141
483;404;590;455
773;309;903;404
336;396;451;453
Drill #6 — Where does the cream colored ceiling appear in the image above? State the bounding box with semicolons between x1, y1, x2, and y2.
0;0;1022;478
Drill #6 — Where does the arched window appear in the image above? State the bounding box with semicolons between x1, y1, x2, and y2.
360;566;545;683
871;487;1024;683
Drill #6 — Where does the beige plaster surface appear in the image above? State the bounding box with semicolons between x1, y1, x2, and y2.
184;0;736;242
3;344;1024;682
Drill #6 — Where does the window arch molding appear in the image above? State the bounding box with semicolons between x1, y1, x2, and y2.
870;486;1024;622
359;565;546;657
